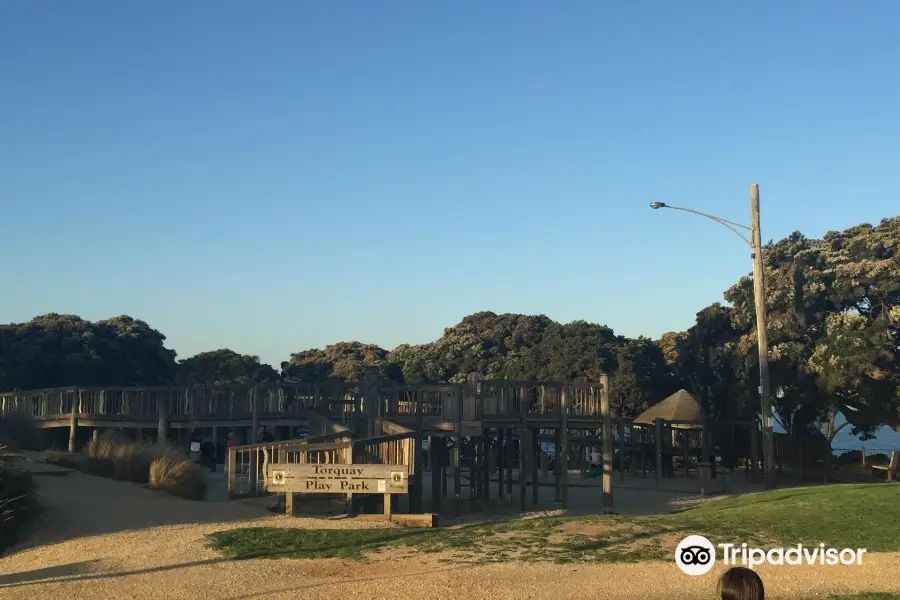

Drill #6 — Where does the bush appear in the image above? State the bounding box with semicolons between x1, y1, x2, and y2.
148;448;207;500
81;431;154;481
76;433;208;501
0;445;40;555
0;413;45;452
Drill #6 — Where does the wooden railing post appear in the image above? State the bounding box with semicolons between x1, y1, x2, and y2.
364;366;379;438
226;446;237;499
68;391;78;453
600;375;613;509
158;390;169;443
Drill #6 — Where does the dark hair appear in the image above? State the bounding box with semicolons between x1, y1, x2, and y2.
717;567;764;600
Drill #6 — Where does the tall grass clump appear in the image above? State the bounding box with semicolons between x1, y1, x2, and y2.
148;447;207;500
0;445;39;556
60;431;208;500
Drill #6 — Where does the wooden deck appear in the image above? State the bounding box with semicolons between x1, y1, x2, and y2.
1;369;763;515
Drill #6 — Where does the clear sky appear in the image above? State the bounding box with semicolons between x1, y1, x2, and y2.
2;1;899;368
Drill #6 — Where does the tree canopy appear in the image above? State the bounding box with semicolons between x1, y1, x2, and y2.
1;216;897;438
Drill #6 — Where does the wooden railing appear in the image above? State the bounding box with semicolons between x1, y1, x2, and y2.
2;377;611;425
0;381;359;422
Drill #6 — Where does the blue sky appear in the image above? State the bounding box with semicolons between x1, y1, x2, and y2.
2;1;899;370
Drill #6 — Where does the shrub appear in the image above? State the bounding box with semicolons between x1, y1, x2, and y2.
81;431;153;480
110;442;153;483
148;448;207;501
43;450;81;470
0;413;45;452
0;445;40;555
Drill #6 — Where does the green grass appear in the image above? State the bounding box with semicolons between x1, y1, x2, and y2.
207;483;900;563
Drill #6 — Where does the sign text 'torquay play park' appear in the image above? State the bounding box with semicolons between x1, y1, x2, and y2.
266;464;409;494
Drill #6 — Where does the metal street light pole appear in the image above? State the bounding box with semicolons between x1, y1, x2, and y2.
649;184;775;489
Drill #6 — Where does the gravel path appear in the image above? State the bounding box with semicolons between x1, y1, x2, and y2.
1;469;898;600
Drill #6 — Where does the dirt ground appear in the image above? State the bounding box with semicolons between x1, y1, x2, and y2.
2;460;898;600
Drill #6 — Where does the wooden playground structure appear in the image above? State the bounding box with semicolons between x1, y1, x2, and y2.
0;369;766;516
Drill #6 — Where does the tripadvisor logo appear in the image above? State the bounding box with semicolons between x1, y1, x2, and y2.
675;535;867;575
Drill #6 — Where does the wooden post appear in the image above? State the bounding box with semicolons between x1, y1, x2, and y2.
554;427;562;502
482;431;490;501
364;366;379;439
560;385;569;509
600;375;613;509
226;446;237;499
469;435;478;506
68;392;79;453
531;429;539;505
382;493;393;520
453;387;463;505
655;418;664;487
506;428;514;498
250;386;260;443
618;420;626;482
413;391;424;513
519;386;527;511
751;184;776;490
498;429;505;500
750;425;760;482
430;436;441;512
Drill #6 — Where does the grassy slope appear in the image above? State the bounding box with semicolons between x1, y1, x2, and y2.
208;483;899;564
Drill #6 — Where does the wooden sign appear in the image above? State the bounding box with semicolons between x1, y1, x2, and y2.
266;463;409;494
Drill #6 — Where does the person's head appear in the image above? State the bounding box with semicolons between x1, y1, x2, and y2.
717;567;764;600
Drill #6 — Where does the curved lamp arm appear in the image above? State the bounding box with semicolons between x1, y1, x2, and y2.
649;202;753;247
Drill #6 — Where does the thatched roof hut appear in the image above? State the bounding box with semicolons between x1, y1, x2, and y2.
634;389;702;429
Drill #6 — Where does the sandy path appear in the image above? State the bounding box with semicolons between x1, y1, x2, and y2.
1;470;898;600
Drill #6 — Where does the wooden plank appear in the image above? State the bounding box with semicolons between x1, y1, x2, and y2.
267;463;410;494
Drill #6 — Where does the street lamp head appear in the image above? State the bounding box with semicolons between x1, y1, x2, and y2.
649;202;667;209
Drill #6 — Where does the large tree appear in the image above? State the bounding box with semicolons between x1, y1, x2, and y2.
176;349;278;386
281;341;402;383
0;314;177;391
